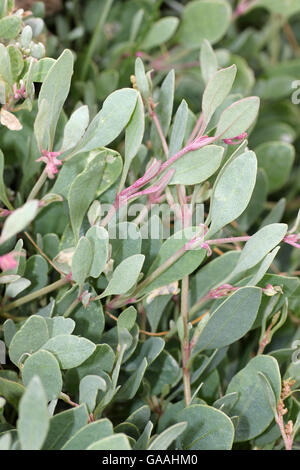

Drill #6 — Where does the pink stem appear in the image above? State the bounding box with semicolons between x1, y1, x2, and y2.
187;114;204;145
275;414;293;451
151;111;169;158
207;236;251;245
160;136;216;172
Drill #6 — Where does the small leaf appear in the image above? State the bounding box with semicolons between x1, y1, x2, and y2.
42;404;88;450
255;141;295;193
0;433;11;450
229;223;287;279
0;44;12;85
0;200;39;244
121;93;145;189
257;0;300;18
135;57;150;101
227;355;281;442
216;96;260;139
258;372;278;416
34;98;50;150
193;287;262;353
71;88;137;155
202;65;236;127
87;434;131;450
9;315;49;366
200;39;218;83
208;151;257;236
46;317;75;337
117;306;137;332
68;150;121;240
37;49;74;149
148;422;187;450
79;375;107;413
141;17;179;50
31;58;56;82
169;99;188;156
117;358;147;401
43;335;96;369
86;226;109;279
178;0;232;48
22;350;62;401
17;376;49;450
99;254;145;298
141;227;206;296
61;105;89;152
62;419;113;450
0;15;22;40
0;377;25;409
72;237;93;286
150;70;175;154
146;351;180;395
178;404;234;450
7;46;23;82
170;145;224;185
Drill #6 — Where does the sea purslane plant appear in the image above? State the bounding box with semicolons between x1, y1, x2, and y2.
0;0;300;452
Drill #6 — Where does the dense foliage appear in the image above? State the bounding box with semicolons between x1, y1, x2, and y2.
0;0;300;451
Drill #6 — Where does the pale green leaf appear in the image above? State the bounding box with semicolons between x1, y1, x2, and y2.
0;200;39;244
170;145;224;185
22;350;62;401
17;376;49;450
43;335;96;369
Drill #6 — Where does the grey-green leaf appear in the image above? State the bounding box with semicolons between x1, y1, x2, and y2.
148;422;187;450
0;44;12;85
42;404;88;450
0;200;39;244
43;335;96;369
170;145;224;185
255;141;295;193
121;93;145;189
200;39;218;84
178;0;232;49
99;254;145;298
22;350;62;401
61;105;89;152
150;70;175;155
216;96;260;139
37;49;74;149
72;237;93;286
178;404;234;450
86;226;109;278
208;151;257;236
169;99;188;156
9;315;49;366
17;376;49;450
71;88;137;155
79;375;107;413
61;419;113;450
141;17;179;50
87;434;131;450
0;16;22;40
193;287;262;353
227;355;281;442
68;151;113;240
229;223;287;279
202;65;236;127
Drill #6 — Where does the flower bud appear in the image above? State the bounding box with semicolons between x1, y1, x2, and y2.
30;42;46;59
21;25;33;49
